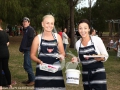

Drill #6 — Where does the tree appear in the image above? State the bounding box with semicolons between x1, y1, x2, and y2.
23;0;70;32
69;0;80;48
91;0;120;36
0;0;22;25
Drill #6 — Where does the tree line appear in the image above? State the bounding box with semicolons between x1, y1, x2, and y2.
0;0;120;47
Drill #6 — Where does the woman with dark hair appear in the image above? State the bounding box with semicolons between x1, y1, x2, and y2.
0;25;12;89
112;39;119;52
90;28;98;36
72;19;109;90
62;28;69;53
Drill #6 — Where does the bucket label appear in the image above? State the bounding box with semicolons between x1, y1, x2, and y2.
67;77;79;80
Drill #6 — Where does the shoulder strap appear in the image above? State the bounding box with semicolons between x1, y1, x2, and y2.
37;33;58;54
38;34;42;54
54;33;58;42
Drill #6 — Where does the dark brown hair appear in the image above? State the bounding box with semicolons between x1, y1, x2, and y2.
78;19;91;29
90;28;95;34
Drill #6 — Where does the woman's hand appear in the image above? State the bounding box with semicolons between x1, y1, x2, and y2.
38;60;43;65
94;57;105;61
84;57;89;60
57;54;65;61
71;57;78;62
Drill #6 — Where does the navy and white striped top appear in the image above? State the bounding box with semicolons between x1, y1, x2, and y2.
75;36;109;62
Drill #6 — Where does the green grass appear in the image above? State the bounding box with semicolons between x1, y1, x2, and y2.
3;36;120;90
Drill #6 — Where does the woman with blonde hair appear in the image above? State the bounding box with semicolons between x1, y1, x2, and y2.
31;15;66;90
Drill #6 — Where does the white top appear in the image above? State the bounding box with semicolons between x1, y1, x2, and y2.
110;40;114;43
62;32;69;44
75;36;109;62
119;39;120;43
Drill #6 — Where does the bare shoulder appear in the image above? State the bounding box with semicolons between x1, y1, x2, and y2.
33;34;40;44
56;33;61;39
54;33;61;40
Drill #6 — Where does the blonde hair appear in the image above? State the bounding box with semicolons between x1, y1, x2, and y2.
42;14;55;22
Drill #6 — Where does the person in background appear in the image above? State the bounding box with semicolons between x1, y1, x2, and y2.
0;25;12;89
72;19;109;90
106;42;110;51
110;39;114;48
112;39;119;58
19;17;35;86
112;39;119;52
58;29;62;38
119;38;120;45
117;38;120;57
30;14;66;90
75;30;81;40
90;28;98;36
62;28;69;54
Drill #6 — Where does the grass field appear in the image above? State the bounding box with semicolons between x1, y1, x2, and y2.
3;36;120;90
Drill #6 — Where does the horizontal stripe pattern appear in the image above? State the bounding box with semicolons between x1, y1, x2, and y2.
82;68;105;74
81;59;97;65
79;40;107;89
79;45;98;66
42;41;57;46
79;47;95;54
35;37;65;89
38;53;58;58
83;80;107;85
35;76;64;80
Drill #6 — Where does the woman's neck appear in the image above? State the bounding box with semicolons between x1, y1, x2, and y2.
82;35;90;42
81;35;91;46
43;31;52;36
42;31;54;40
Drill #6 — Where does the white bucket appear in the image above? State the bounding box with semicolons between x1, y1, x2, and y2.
65;69;81;85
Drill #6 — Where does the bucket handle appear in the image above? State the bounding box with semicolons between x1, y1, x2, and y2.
66;62;80;71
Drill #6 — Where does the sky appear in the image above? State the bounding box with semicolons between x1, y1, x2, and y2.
77;0;97;9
